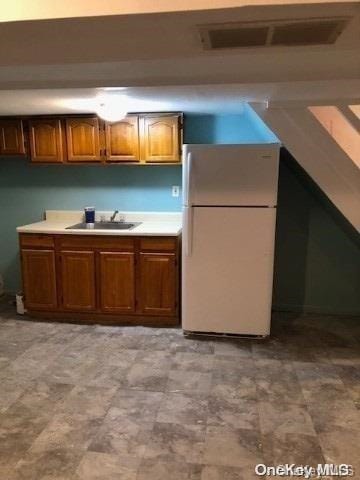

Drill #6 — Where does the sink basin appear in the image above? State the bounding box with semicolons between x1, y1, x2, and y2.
66;222;141;230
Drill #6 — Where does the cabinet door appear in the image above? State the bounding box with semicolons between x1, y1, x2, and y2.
21;249;57;310
139;253;176;315
99;252;135;313
141;115;181;163
105;117;140;162
28;119;64;163
66;118;101;162
60;251;96;311
0;119;25;155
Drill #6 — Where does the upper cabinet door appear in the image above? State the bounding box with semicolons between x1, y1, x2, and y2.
28;119;64;163
105;116;140;162
0;119;25;155
141;115;181;163
66;117;101;162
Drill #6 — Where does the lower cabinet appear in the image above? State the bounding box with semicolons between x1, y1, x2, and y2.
19;234;180;325
139;253;176;316
99;252;136;313
60;251;96;312
21;249;57;310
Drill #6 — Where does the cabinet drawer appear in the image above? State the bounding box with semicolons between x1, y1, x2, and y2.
58;235;135;251
140;237;177;252
20;234;55;249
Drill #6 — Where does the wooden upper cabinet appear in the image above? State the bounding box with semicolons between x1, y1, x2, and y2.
66;117;101;162
138;252;177;316
105;116;140;162
60;250;96;311
21;249;57;310
99;252;135;313
141;115;181;163
0;119;25;155
1;113;183;163
28;119;64;163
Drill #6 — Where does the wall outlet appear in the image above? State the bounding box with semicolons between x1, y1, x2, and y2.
172;186;180;197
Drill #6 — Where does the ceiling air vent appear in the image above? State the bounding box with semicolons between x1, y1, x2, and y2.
199;17;349;50
271;19;348;46
206;26;269;49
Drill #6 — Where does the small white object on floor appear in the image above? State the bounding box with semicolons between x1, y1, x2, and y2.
16;293;26;315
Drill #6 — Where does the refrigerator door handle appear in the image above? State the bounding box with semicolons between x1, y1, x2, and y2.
184;207;194;257
184;152;192;206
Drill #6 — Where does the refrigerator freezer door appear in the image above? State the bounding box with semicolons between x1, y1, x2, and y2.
182;207;276;335
182;144;279;207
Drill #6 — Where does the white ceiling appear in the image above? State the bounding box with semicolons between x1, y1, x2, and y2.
1;0;353;23
0;2;358;92
2;3;358;67
0;80;359;116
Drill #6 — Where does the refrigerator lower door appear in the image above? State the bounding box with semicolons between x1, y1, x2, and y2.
182;207;276;336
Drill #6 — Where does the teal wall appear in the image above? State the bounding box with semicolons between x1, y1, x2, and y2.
0;109;359;316
185;106;278;144
273;149;360;315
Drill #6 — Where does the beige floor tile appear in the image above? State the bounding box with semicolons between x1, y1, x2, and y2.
137;459;202;480
167;370;212;395
157;392;208;425
144;422;206;463
203;426;263;468
258;400;316;436
75;452;140;480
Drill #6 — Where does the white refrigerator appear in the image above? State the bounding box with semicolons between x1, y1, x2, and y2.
182;144;280;336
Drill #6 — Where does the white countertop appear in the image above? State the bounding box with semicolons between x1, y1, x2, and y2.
17;210;182;237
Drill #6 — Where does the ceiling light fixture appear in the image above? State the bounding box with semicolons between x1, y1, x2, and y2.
96;95;128;122
98;87;128;91
96;102;127;122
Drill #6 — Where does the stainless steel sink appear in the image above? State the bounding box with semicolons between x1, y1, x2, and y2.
66;222;141;230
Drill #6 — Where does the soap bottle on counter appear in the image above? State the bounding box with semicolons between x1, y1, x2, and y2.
84;207;95;228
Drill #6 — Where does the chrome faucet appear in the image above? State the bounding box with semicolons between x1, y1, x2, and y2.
110;210;119;222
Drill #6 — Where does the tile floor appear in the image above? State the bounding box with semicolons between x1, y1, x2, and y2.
0;296;359;479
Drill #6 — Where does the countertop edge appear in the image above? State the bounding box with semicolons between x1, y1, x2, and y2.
17;229;182;237
16;226;182;237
